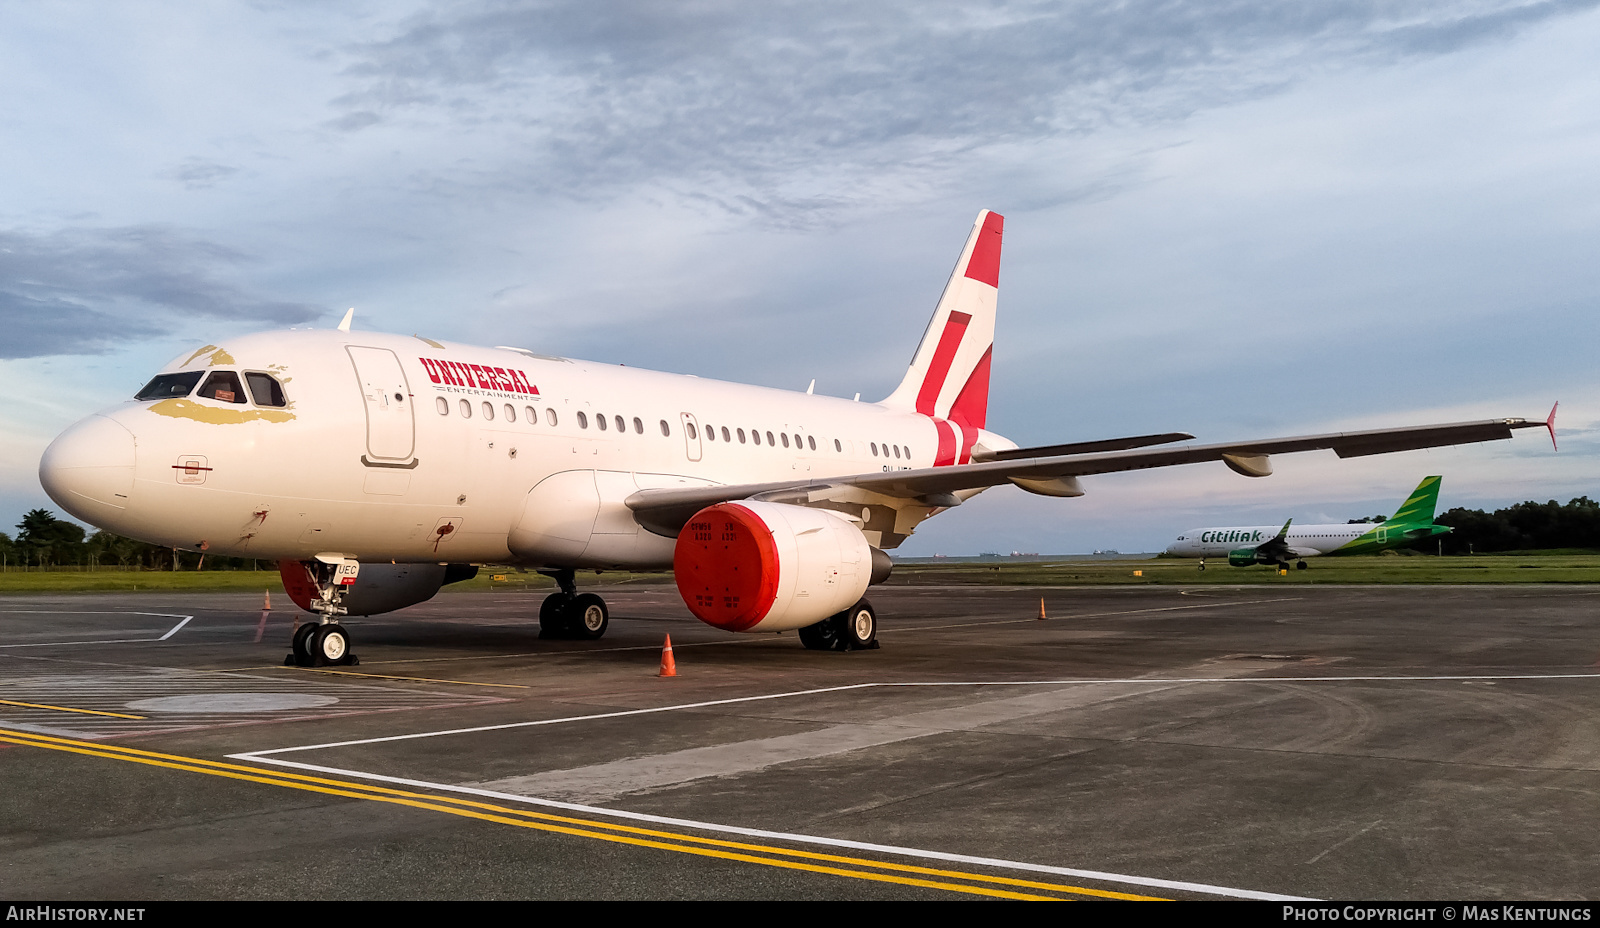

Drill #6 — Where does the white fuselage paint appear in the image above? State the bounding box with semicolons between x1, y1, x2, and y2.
44;329;1010;569
1165;525;1370;558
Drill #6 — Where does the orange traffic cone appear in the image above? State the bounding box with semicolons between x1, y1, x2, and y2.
658;634;677;678
263;591;272;610
1037;597;1047;620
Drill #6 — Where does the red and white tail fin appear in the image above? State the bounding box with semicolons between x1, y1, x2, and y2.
881;210;1002;432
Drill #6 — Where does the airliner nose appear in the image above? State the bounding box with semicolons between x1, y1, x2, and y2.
40;415;137;523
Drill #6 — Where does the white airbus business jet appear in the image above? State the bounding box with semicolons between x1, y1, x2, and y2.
39;211;1553;666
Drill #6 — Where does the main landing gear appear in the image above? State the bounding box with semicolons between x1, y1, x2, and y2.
798;599;879;652
285;556;360;667
537;569;609;640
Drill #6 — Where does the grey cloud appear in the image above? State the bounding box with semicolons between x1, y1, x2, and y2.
162;158;240;190
0;226;322;359
332;0;1599;205
0;291;161;359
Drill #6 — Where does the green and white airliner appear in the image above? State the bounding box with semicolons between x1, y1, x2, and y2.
1165;477;1451;569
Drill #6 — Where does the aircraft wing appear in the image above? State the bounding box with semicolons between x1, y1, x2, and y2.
626;416;1547;536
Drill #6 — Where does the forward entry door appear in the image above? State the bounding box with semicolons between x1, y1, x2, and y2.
347;346;416;464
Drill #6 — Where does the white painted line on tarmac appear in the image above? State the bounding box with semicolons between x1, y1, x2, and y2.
238;683;879;754
154;615;193;640
230;752;1313;901
0;613;193;648
237;670;1600;756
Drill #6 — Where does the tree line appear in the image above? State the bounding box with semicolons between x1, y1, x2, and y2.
1;509;269;571
1433;496;1600;554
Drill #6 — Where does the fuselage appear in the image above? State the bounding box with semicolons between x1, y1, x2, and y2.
1166;521;1447;558
40;329;1012;568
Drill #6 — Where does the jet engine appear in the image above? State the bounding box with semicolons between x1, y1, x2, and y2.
673;501;873;632
278;561;478;616
1228;548;1266;567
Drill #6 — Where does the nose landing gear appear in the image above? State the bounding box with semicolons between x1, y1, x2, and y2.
284;556;361;667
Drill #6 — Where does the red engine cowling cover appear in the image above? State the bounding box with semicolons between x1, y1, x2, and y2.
673;501;872;632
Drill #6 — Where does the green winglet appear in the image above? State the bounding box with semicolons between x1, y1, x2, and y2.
1386;476;1443;525
1273;518;1293;541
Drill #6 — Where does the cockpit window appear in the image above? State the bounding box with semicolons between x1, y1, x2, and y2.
198;371;247;404
135;371;204;401
245;372;287;408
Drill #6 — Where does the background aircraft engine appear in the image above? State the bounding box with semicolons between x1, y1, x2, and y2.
278;561;478;616
1228;548;1264;567
674;501;871;633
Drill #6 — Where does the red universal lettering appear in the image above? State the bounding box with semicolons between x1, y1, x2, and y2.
420;358;443;384
449;362;470;387
469;364;489;388
438;361;460;387
492;367;513;392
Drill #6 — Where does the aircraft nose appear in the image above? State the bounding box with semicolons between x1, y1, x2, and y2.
40;415;138;522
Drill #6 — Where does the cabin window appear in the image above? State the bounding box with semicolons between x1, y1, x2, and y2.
781;433;790;448
737;428;746;444
870;442;878;456
722;426;731;442
436;397;449;415
481;401;495;420
596;413;607;431
766;430;775;446
577;411;588;429
834;439;841;452
546;408;558;426
526;406;537;422
616;415;627;433
198;371;247;404
703;423;714;440
503;404;516;422
245;372;288;407
808;436;816;451
904;445;911;458
794;433;802;448
660;419;671;437
135;371;204;401
459;399;472;418
752;429;761;446
893;445;901;459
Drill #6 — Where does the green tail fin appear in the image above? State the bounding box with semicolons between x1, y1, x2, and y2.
1386;476;1443;525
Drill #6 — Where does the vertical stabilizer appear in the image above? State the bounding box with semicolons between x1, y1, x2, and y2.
1387;476;1443;525
881;210;1003;432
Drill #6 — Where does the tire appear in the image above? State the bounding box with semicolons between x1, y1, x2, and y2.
798;619;841;651
539;593;569;638
291;623;318;666
567;593;609;640
1295;560;1309;570
312;625;350;665
838;600;878;651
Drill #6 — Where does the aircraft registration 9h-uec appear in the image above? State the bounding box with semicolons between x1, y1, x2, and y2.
39;211;1555;666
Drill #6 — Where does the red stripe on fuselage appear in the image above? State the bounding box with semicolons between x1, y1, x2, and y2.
963;212;1003;288
932;418;957;466
915;311;971;416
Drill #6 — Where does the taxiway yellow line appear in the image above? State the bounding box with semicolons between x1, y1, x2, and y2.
0;699;145;719
0;727;1158;901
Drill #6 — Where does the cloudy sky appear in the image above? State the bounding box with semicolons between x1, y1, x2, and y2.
3;0;1596;554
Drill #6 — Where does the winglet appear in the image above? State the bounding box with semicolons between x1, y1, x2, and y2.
1274;518;1292;541
1546;401;1559;451
338;308;355;332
